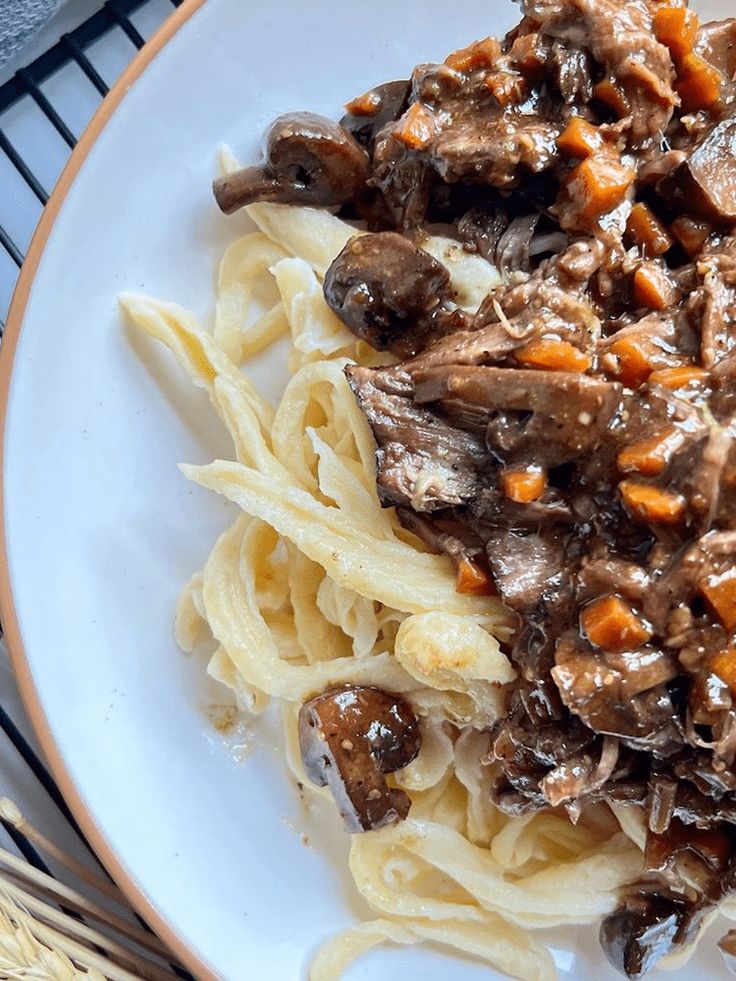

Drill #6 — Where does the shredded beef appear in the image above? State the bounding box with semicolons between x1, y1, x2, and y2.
227;0;736;973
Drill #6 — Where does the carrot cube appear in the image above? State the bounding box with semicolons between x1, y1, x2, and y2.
582;595;652;651
514;338;591;372
456;558;495;596
700;568;736;630
501;468;547;503
619;480;686;524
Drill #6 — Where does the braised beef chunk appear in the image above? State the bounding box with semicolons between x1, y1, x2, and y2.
345;365;489;509
698;19;736;81
523;0;676;143
430;115;562;187
552;632;679;748
413;365;622;467
484;528;569;614
224;0;736;973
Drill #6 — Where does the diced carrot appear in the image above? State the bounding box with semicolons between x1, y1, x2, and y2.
582;595;652;651
345;90;383;116
508;33;546;79
633;262;679;311
617;427;685;476
676;52;722;112
609;336;656;387
445;36;501;73
619;480;686;524
648;365;710;389
514;338;591;372
456;558;495;596
557;117;603;159
626;203;673;257
709;649;736;694
563;155;636;226
501;468;547;503
653;7;700;61
393;103;438;150
594;78;631;117
670;216;712;256
485;71;529;107
700;568;736;630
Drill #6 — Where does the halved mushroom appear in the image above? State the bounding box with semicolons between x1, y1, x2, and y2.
213;112;370;214
323;231;452;356
299;686;422;833
599;894;692;979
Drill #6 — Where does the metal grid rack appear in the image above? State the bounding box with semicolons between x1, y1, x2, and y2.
0;2;192;974
0;0;184;329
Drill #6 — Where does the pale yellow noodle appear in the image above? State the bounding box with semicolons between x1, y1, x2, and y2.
185;458;506;619
285;546;353;664
310;916;557;981
214;232;289;362
123;199;648;981
349;819;642;927
201;515;415;699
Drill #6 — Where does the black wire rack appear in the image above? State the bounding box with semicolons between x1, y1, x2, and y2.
0;2;193;974
0;0;184;332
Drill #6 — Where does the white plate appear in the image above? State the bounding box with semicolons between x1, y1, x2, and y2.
1;0;733;978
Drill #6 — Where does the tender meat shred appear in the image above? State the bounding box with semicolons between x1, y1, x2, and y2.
413;365;622;466
484;528;569;614
345;365;489;509
522;0;676;143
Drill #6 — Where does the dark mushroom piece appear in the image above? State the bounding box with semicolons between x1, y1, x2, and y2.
719;929;736;975
341;80;412;149
212;112;370;215
323;232;453;357
299;686;422;833
599;894;693;980
677;113;736;223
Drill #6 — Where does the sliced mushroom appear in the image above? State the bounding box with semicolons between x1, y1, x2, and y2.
299;686;422;833
213;112;370;214
323;231;452;356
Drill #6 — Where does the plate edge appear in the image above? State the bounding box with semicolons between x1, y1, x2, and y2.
0;3;218;980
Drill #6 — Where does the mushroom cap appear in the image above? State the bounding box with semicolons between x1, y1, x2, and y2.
212;111;370;214
323;231;451;352
299;686;422;833
266;111;370;204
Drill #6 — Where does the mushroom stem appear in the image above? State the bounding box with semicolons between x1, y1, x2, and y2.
213;111;370;215
212;167;283;215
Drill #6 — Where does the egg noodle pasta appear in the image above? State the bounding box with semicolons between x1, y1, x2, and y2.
120;201;652;981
